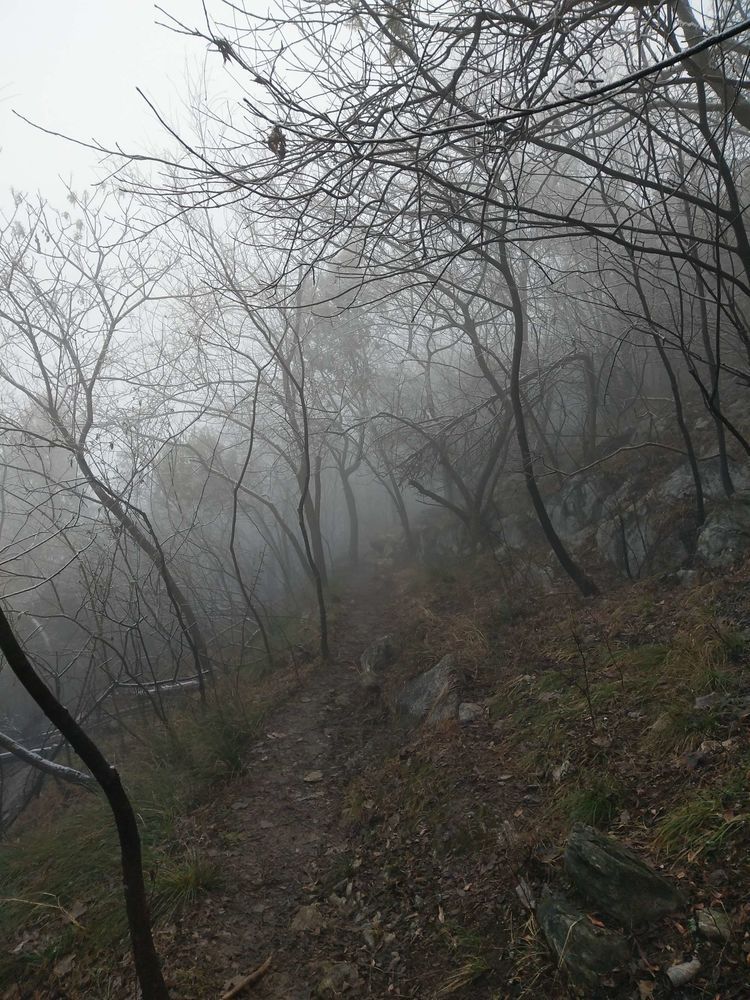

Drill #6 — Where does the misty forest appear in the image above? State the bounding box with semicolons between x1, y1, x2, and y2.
3;2;750;997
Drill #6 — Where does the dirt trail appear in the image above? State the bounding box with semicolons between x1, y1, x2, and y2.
162;567;401;999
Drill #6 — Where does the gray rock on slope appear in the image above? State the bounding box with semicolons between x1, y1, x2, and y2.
564;824;686;927
396;654;460;724
661;457;750;501
457;701;484;723
359;634;397;691
697;493;750;567
537;893;631;992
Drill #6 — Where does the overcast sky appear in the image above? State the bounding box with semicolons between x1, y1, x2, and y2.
0;0;235;202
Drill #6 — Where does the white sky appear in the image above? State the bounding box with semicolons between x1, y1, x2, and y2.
0;0;231;202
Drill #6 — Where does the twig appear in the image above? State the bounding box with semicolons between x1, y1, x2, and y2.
220;954;273;999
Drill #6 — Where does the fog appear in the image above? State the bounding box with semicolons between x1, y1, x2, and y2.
0;4;749;990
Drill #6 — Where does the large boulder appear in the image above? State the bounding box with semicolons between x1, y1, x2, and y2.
537;893;631;993
661;458;749;502
564;824;686;927
396;654;460;724
697;494;750;567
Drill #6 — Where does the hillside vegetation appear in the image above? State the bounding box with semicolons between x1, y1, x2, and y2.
1;536;749;998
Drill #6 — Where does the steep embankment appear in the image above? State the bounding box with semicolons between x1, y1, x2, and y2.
3;555;750;998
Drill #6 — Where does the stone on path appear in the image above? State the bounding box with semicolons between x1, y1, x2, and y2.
396;654;460;724
290;904;325;933
666;956;701;987
303;770;324;784
695;907;731;942
359;634;397;692
315;961;360;996
360;635;397;673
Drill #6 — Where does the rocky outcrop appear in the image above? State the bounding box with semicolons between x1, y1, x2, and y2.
395;654;460;724
697;494;750;567
533;457;750;579
595;501;694;579
537;893;630;992
564;824;686;927
548;478;611;542
661;457;749;502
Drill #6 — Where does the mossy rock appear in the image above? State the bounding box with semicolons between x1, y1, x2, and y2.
537;892;631;992
564;824;687;927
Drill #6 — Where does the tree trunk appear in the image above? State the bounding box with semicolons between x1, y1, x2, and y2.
0;607;169;999
76;451;211;698
499;247;599;597
696;273;734;497
340;468;360;567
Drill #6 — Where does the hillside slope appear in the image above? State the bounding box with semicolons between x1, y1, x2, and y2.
2;556;750;998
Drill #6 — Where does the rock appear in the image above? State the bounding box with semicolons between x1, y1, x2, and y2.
677;568;698;588
291;903;325;933
551;759;572;783
457;701;484;723
52;954;75;979
680;748;711;771
315;961;360;995
662;458;749;502
499;819;519;849
694;692;723;710
705;868;728;886
361;635;397;673
665;956;701;987
648;712;672;734
396;654;460;724
538;691;562;703
537;892;630;991
548;479;608;542
498;512;536;549
695;907;731;942
564;824;686;927
303;770;324;783
596;501;692;579
359;635;397;693
515;878;536;910
697;494;750;567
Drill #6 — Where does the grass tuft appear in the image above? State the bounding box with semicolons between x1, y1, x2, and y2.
0;669;277;989
556;776;624;829
655;791;749;859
